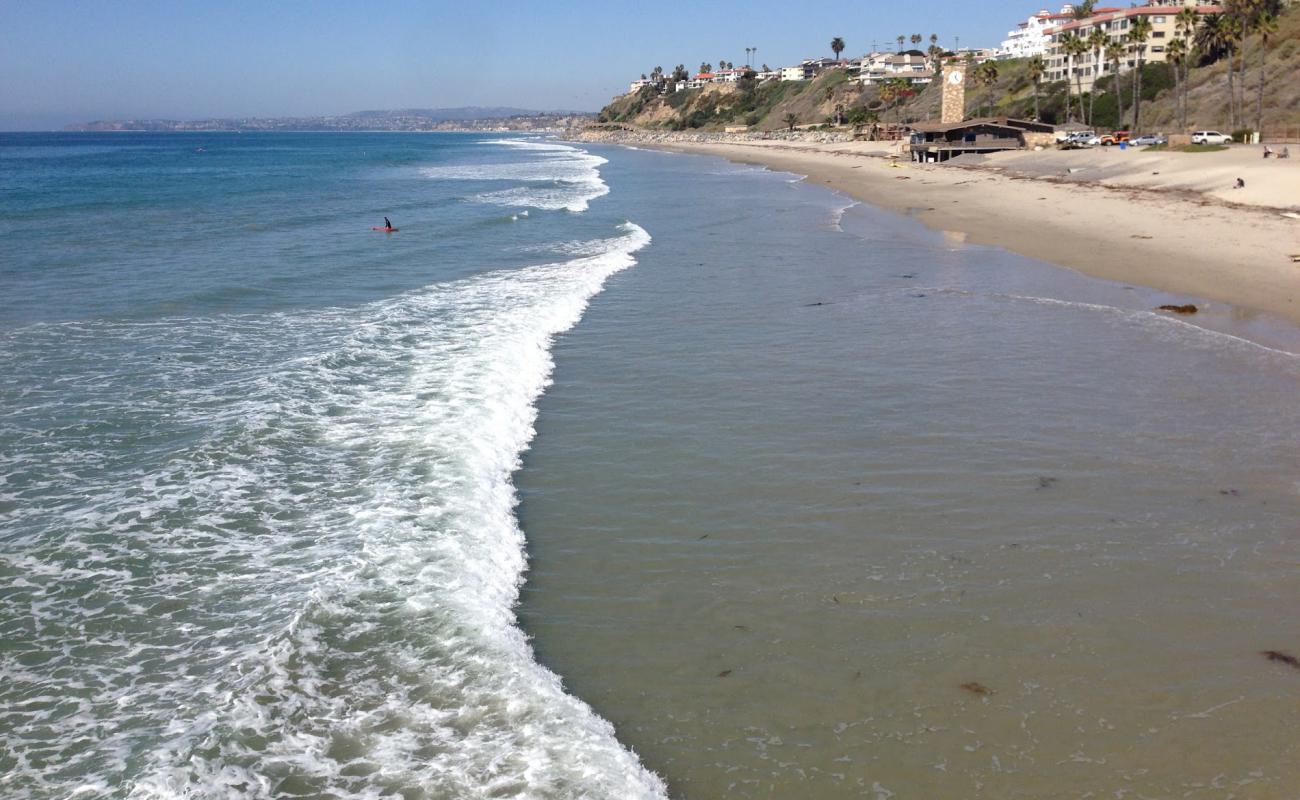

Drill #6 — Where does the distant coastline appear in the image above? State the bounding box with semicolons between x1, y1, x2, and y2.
63;107;595;133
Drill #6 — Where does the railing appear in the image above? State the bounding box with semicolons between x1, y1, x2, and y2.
1262;126;1300;144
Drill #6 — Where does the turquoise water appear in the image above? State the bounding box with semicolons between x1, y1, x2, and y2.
3;133;1299;799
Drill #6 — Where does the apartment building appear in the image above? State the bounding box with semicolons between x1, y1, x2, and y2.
1043;0;1223;92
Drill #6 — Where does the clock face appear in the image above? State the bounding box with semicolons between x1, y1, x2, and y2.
948;71;964;85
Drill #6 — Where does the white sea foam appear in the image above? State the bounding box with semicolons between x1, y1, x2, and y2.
0;224;666;799
421;140;610;213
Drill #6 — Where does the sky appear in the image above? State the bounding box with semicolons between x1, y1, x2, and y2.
0;0;1036;130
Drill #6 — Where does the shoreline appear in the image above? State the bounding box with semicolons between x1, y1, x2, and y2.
581;133;1300;326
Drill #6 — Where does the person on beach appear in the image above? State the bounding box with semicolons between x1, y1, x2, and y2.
1234;178;1245;189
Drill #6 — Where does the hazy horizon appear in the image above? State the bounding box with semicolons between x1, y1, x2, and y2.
2;0;1040;131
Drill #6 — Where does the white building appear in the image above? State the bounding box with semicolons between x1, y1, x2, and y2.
780;65;808;81
858;52;933;85
628;78;654;94
996;5;1079;60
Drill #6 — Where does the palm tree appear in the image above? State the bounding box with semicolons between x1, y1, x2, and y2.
1228;0;1254;127
1127;16;1153;131
1071;0;1096;20
1062;32;1086;122
1167;37;1187;129
1175;8;1199;129
1087;28;1108;127
878;81;898;121
1027;56;1046;121
930;33;938;49
928;44;944;74
896;34;905;53
784;112;799;131
834;102;847;125
974;61;1000;117
1106;42;1125;131
1255;10;1278;132
831;37;845;62
745;47;752;66
911;34;922;49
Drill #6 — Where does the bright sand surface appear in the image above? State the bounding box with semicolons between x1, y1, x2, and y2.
652;139;1300;325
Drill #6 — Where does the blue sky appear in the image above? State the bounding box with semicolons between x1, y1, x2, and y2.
1;0;1030;129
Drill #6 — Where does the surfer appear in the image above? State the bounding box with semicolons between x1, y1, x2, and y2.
384;216;394;231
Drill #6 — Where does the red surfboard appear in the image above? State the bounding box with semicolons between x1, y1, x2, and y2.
371;227;398;232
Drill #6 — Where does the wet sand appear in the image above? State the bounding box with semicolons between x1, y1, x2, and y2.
639;138;1300;326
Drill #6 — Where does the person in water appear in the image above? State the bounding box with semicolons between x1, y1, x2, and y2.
384;216;393;230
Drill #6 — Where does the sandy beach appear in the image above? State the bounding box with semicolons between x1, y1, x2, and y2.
592;134;1300;325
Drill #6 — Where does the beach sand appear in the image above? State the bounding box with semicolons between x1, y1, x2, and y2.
642;138;1300;325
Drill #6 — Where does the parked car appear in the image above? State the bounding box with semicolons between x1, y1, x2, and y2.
1057;130;1097;144
1130;134;1167;146
1101;130;1131;146
1192;130;1232;145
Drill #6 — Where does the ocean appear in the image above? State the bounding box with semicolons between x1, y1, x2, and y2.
2;132;1298;799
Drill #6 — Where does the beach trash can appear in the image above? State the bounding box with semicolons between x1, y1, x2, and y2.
1119;140;1127;150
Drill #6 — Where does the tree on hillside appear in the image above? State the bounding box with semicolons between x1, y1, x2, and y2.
699;62;709;74
896;34;905;52
1027;56;1046;121
1174;8;1199;128
930;33;939;49
974;61;1000;117
1228;0;1253;129
1061;32;1084;122
831;37;846;62
672;64;689;82
1106;42;1126;130
784;112;799;131
928;44;945;73
1255;10;1279;132
1127;16;1154;131
1196;13;1240;126
1071;0;1096;20
1087;28;1108;126
1167;37;1187;128
911;34;922;49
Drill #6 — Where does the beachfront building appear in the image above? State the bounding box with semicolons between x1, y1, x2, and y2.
1044;1;1224;92
908;117;1056;162
996;5;1081;60
628;78;654;94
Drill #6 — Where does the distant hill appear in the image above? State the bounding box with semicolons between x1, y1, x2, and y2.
343;107;572;121
65;107;595;132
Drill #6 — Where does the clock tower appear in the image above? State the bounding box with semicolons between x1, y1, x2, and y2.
940;63;966;124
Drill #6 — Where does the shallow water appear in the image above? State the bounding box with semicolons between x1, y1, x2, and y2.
518;146;1300;798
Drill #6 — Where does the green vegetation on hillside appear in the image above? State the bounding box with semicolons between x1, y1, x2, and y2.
597;2;1299;134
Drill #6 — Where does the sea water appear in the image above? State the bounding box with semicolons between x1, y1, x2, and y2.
0;133;664;798
3;133;1299;800
515;146;1300;798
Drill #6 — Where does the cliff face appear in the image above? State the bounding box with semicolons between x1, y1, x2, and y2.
598;71;882;131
